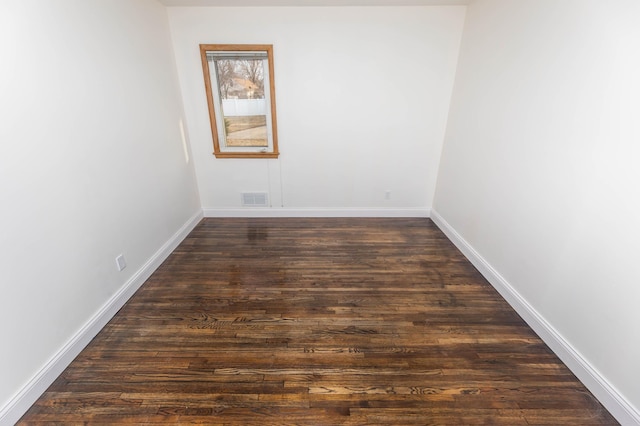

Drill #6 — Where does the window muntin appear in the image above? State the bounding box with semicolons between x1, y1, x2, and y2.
200;44;279;159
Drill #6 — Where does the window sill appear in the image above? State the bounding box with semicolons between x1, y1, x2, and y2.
213;151;280;159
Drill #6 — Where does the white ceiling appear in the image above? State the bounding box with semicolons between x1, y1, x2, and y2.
158;0;472;6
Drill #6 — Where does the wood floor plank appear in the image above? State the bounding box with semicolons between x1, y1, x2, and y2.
18;218;618;424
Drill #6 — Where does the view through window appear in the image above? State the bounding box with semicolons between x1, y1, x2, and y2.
200;45;279;158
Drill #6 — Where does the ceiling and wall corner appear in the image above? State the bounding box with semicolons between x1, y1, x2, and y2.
158;0;474;6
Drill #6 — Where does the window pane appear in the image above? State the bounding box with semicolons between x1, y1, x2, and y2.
215;59;268;148
200;44;279;158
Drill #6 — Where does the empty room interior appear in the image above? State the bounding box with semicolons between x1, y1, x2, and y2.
1;0;639;424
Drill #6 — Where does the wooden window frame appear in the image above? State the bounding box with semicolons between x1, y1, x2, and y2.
200;44;280;159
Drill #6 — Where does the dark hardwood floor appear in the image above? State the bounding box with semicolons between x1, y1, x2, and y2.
19;218;618;425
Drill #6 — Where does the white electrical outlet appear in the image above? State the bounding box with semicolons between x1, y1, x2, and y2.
115;254;127;271
385;190;391;200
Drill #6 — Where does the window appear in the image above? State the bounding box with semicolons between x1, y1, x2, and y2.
200;44;279;159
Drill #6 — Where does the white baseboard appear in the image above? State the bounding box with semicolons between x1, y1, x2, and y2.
0;210;203;426
203;207;431;218
430;209;640;426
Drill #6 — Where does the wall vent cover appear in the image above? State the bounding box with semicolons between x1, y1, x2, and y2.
241;192;268;207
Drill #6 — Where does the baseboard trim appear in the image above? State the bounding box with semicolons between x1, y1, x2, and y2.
203;207;431;218
430;209;640;426
0;210;203;426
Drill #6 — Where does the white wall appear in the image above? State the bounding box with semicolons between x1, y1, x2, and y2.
0;0;201;421
434;0;640;422
167;6;465;215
